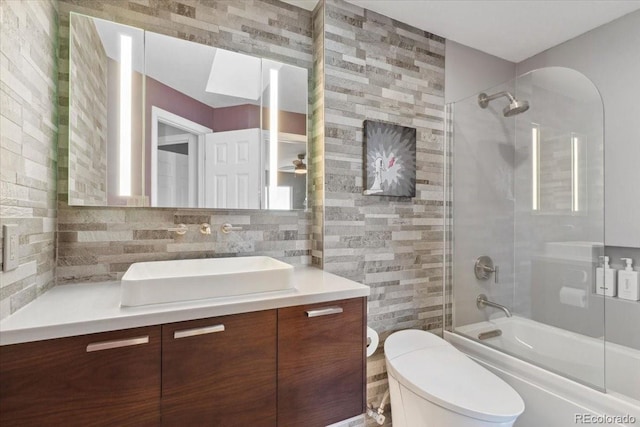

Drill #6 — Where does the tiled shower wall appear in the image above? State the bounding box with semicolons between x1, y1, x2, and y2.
316;0;446;423
55;0;313;283
0;0;58;319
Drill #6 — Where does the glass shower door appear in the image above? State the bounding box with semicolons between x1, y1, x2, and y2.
447;67;605;391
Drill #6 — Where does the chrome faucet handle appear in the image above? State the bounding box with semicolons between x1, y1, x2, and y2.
167;224;188;235
221;223;242;234
475;256;498;283
200;223;211;235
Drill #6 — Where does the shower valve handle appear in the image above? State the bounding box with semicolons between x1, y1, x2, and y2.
480;264;499;283
475;256;499;283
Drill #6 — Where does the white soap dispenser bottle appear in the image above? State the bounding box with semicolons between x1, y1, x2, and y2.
618;258;640;301
596;256;616;296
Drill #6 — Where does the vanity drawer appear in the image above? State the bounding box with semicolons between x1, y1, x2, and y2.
161;309;277;426
0;326;161;427
277;297;366;427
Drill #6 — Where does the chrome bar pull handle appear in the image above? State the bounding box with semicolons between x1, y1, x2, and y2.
174;324;225;339
86;336;149;352
306;307;343;317
494;265;499;284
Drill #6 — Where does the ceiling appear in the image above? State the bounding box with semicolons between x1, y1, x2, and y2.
283;0;640;62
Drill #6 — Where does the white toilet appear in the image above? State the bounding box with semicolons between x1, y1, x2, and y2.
384;330;524;427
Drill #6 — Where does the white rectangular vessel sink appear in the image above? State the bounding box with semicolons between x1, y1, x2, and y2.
121;256;294;306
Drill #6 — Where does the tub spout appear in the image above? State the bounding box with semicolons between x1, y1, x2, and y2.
477;294;512;318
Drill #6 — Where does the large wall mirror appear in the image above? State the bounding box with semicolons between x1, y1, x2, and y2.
68;13;308;210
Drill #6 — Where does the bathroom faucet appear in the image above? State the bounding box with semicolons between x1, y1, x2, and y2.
221;223;243;234
476;294;512;318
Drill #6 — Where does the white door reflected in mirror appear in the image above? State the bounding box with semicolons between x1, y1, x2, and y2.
204;129;261;209
151;110;262;209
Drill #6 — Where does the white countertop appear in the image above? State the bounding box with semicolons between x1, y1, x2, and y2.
0;266;369;346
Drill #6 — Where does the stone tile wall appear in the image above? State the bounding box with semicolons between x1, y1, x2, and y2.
0;0;59;319
56;207;310;282
56;0;313;282
317;1;446;424
68;14;108;205
311;1;325;266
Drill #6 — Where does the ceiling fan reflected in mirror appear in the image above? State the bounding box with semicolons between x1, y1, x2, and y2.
293;153;307;174
280;153;307;174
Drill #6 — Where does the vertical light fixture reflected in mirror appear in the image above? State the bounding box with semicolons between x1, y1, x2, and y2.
571;133;580;212
532;124;540;211
269;68;279;192
119;34;132;197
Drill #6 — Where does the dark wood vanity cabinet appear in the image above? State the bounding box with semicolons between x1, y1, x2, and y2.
161;310;277;426
0;326;161;427
0;298;366;426
277;297;366;427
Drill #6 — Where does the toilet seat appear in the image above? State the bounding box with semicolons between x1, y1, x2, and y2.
385;330;524;424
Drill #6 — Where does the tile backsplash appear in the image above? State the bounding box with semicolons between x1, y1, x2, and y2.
56;206;311;283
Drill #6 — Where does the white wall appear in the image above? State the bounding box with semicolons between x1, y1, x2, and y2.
518;10;640;248
445;40;515;103
450;79;517;326
444;41;518;325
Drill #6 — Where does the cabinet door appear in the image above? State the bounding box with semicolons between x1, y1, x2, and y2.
161;310;277;426
278;297;366;427
0;326;161;427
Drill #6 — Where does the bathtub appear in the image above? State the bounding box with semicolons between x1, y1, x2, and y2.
446;317;640;427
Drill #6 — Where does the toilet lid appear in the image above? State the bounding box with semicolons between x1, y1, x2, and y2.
385;330;524;423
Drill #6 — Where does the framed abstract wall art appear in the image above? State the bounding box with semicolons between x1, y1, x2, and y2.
363;120;416;197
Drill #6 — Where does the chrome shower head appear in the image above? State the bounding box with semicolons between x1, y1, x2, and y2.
503;98;530;117
478;91;530;117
